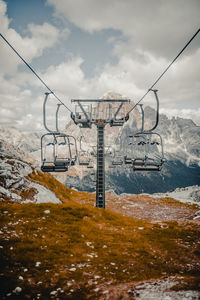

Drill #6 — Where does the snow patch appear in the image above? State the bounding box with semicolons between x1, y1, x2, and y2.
152;185;200;206
24;182;61;204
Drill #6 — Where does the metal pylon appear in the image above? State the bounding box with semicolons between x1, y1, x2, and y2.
71;98;130;208
96;122;105;208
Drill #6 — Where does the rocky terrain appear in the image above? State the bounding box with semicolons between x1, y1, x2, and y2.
0;92;200;195
62;92;200;194
0;138;60;204
0;128;200;299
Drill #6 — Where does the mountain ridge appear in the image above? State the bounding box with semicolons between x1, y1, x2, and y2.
0;92;199;194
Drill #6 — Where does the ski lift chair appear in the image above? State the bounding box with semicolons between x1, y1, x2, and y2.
109;165;116;169
67;135;78;166
124;89;165;171
77;136;91;166
54;134;72;169
41;93;75;172
78;150;91;166
90;145;97;157
129;132;165;171
111;150;124;166
124;134;148;165
87;153;94;168
41;133;57;172
41;133;72;172
105;145;115;158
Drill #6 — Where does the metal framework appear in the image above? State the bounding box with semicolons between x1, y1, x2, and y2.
124;89;165;171
40;91;165;209
41;93;78;172
71;98;130;208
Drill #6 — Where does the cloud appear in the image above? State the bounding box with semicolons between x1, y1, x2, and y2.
0;0;199;131
0;1;60;75
45;0;200;126
0;1;63;131
160;108;200;126
47;0;200;58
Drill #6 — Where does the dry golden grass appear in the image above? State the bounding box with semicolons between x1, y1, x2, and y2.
28;170;95;206
0;171;199;299
0;200;199;299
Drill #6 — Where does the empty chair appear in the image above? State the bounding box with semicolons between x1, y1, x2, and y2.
111;150;124;166
124;132;165;171
41;133;73;172
78;150;91;166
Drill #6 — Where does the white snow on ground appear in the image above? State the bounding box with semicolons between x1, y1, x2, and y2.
152;185;200;206
129;277;200;300
0;186;22;201
23;182;61;204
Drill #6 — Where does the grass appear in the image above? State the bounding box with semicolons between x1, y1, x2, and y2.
0;170;199;299
0;201;199;299
28;170;95;205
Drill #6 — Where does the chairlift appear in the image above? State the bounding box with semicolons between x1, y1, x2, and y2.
124;132;165;171
124;89;165;171
87;164;94;169
105;145;115;158
77;135;91;166
78;150;91;166
41;133;72;172
109;165;116;169
67;135;78;166
41;93;79;172
111;150;124;166
90;145;97;157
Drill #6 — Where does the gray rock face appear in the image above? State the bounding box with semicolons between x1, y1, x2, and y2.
0;147;60;204
63;94;200;194
0;93;199;195
190;190;200;203
0;147;33;202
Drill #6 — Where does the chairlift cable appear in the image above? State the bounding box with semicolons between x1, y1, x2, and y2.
126;27;200;117
0;33;73;113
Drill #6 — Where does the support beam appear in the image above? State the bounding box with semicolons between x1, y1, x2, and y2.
96;122;105;208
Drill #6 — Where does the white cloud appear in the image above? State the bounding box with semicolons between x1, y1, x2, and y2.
45;0;200;126
47;0;200;58
0;1;63;131
160;108;200;126
0;1;60;75
0;0;199;131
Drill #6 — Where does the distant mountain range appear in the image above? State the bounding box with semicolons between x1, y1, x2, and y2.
63;92;200;194
0;92;199;194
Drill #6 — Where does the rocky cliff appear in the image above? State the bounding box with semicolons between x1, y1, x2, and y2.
0;92;199;194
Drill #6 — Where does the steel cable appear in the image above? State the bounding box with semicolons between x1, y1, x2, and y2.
0;33;73;113
126;28;200;117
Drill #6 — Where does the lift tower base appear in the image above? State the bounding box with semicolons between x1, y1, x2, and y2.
71;98;130;208
96;121;105;208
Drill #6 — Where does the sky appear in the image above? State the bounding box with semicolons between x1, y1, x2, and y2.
0;0;200;132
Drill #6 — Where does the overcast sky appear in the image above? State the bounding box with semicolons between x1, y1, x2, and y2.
0;0;200;131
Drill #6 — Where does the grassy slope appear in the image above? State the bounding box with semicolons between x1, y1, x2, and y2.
0;171;199;299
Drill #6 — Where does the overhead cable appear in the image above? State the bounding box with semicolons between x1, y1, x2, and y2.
126;27;200;116
0;33;73;113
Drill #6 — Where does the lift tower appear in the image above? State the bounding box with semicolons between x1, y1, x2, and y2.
71;99;130;208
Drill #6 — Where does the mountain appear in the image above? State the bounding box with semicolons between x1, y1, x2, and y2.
0;91;199;195
0;123;200;299
0;143;61;204
62;92;200;194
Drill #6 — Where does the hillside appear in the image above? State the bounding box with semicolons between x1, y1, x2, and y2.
0;119;200;299
0;91;200;195
0;157;200;299
0;195;200;299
